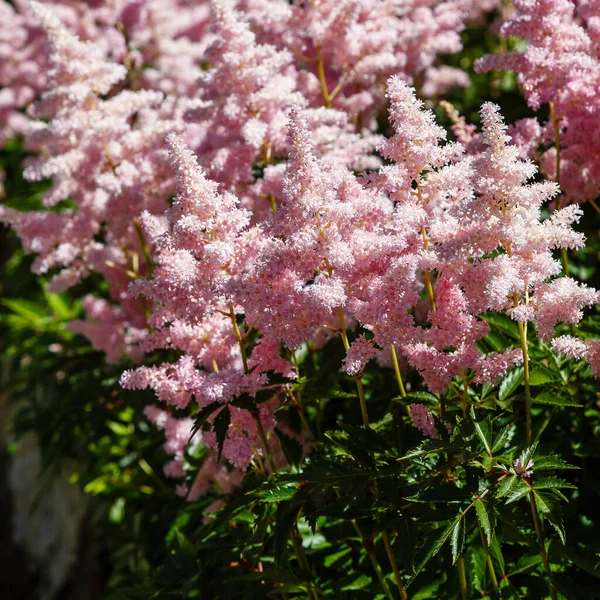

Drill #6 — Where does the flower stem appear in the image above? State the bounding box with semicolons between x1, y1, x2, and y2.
390;344;407;398
529;490;558;600
461;371;469;419
292;527;318;600
132;216;155;276
315;45;331;108
229;305;249;373
457;554;468;600
382;530;408;600
518;319;532;445
337;306;370;426
477;525;499;593
352;521;395;600
255;414;276;473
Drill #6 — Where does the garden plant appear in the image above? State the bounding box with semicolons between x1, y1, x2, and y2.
1;0;600;598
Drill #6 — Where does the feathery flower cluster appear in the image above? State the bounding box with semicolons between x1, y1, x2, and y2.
476;0;600;204
2;1;598;505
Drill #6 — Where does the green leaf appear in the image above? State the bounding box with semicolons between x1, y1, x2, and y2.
558;546;600;580
274;429;303;466
471;406;493;455
499;367;524;401
533;490;566;544
533;476;577;493
1;298;47;320
474;499;496;545
528;366;558;386
492;425;514;454
274;505;301;566
496;475;520;499
255;484;299;503
482;313;521;340
190;401;221;439
489;535;505;576
213;406;231;461
408;518;459;585
533;455;578;471
509;554;543;576
451;517;466;564
43;290;74;319
504;480;531;504
470;544;487;593
533;390;582;408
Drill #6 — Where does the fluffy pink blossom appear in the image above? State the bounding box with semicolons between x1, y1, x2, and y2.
475;0;600;203
409;403;439;439
552;336;600;378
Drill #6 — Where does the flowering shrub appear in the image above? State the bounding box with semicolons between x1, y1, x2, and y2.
1;1;600;598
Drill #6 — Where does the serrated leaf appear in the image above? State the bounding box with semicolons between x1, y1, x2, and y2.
528;367;558;386
274;505;301;566
213;406;231;461
509;554;543;576
489;535;505;576
496;474;520;499
474;499;496;545
470;544;487;593
407;518;458;585
492;424;514;454
499;367;524;401
533;456;578;471
533;490;566;544
504;481;531;504
190;401;221;439
404;391;438;404
533;390;582;408
275;429;303;466
533;476;577;492
471;406;493;455
451;517;466;564
255;484;300;503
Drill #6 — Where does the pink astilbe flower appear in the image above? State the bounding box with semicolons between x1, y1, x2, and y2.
475;0;600;203
409;403;439;439
530;279;598;341
442;103;587;318
552;336;600;378
237;107;391;350
0;4;176;284
343;335;378;376
144;405;197;479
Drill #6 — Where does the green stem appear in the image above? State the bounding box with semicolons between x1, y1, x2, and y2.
292;527;318;600
478;525;499;594
518;320;532;446
390;344;407;398
529;491;558;600
337;306;370;427
382;530;408;600
315;45;331;108
255;414;276;473
351;521;395;600
132;216;155;276
457;554;468;600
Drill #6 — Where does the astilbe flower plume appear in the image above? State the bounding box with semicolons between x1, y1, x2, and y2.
475;0;600;203
121;134;284;479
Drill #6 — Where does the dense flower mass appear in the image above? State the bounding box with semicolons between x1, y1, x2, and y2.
476;0;600;204
1;0;600;512
5;2;600;598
